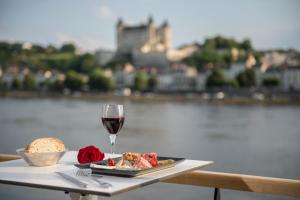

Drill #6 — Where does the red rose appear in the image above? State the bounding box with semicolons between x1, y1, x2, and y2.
77;145;104;164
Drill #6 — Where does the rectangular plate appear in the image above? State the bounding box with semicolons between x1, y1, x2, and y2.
74;156;185;177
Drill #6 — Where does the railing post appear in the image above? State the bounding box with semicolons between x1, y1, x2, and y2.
214;188;220;200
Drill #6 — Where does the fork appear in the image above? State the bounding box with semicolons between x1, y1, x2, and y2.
76;169;112;188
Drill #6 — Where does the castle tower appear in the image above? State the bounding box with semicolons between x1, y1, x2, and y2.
147;15;156;51
161;20;171;50
116;18;124;51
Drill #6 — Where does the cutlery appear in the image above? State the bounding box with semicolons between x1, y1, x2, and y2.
56;171;88;188
76;169;112;188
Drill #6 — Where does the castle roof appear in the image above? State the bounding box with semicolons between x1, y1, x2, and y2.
177;42;202;50
162;20;169;27
123;24;148;31
118;16;169;31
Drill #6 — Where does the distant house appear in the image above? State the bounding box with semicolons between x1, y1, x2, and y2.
258;66;300;91
157;65;197;92
157;74;172;91
282;66;300;90
224;61;246;80
114;70;135;89
260;51;300;72
195;71;209;91
95;49;114;66
167;43;201;62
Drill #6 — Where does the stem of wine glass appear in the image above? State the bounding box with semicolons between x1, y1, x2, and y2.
109;134;116;155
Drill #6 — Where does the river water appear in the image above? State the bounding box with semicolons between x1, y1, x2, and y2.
0;97;299;200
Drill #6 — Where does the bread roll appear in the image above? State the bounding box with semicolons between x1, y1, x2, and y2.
26;137;65;153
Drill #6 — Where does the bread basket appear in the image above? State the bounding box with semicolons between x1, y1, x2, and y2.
16;148;66;167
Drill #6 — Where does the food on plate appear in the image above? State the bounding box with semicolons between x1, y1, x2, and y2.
108;158;116;166
116;152;153;169
105;152;174;170
90;163;116;169
89;152;176;170
77;145;105;164
158;159;175;165
25;137;65;153
142;152;159;167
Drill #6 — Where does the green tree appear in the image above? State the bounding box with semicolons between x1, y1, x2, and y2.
236;68;256;87
60;43;76;54
0;79;4;90
203;36;239;50
225;79;239;88
0;42;15;67
46;45;57;54
203;38;216;50
147;75;158;91
23;73;36;90
31;44;46;54
11;77;22;90
71;53;97;73
51;79;64;92
88;69;115;91
134;72;148;92
183;49;227;70
44;53;75;72
205;68;226;88
262;77;280;87
64;71;84;91
240;39;253;51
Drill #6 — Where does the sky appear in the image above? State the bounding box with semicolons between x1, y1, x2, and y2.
0;0;300;52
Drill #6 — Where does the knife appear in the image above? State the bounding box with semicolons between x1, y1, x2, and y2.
56;171;88;188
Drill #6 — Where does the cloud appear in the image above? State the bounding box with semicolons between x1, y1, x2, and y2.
54;32;114;52
96;5;116;19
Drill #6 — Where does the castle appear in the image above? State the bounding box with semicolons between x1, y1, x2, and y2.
116;16;171;54
110;16;199;70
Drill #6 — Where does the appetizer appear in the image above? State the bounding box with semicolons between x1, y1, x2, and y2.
90;152;175;170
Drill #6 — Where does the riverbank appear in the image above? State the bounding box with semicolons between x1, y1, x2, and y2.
1;91;299;106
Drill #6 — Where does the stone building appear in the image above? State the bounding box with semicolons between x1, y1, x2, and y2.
116;16;171;55
115;16;172;71
95;49;114;66
257;66;300;91
114;16;200;71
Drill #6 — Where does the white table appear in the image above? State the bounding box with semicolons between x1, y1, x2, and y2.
0;151;212;199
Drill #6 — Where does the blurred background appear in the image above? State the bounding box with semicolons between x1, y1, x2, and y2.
0;0;300;200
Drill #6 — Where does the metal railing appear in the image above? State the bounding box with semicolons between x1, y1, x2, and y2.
1;154;300;199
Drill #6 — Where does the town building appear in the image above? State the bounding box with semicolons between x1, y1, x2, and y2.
167;43;201;62
257;66;300;91
223;61;245;80
95;49;114;66
157;64;197;91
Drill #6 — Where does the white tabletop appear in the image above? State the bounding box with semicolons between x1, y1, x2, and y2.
0;151;212;196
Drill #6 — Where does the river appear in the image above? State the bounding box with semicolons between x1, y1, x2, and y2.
0;97;299;200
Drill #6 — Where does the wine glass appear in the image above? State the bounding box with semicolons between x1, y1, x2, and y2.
101;104;124;155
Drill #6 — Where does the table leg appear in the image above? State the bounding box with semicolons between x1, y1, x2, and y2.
69;192;98;200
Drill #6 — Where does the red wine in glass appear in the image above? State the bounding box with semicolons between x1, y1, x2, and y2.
101;117;125;134
102;104;124;155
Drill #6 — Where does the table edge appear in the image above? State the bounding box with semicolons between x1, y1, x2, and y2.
0;161;213;197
